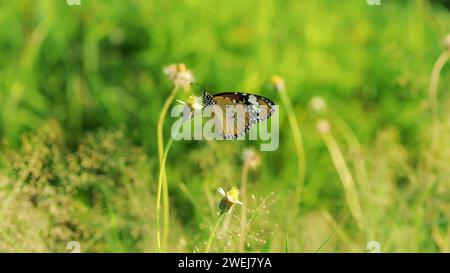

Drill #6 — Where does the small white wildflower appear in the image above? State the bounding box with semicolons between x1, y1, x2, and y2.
316;119;331;134
218;187;243;213
444;34;450;50
242;148;261;170
177;95;202;111
177;95;203;120
163;63;195;89
309;96;327;113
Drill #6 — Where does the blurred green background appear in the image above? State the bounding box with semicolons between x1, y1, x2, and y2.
0;0;449;252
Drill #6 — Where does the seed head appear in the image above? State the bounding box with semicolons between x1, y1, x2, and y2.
163;63;195;90
444;34;450;51
309;96;327;113
270;75;285;92
242;148;261;170
316;119;330;134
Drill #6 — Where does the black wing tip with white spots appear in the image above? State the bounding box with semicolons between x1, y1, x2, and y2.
202;92;215;106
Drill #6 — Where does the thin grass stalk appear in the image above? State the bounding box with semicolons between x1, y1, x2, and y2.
326;111;372;238
429;50;450;149
156;135;175;252
331;114;370;192
319;126;365;230
205;213;224;253
278;89;306;204
238;160;250;252
321;210;358;250
156;85;179;251
156;109;201;252
314;230;337;253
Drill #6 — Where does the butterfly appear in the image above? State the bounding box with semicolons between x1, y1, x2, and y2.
202;91;276;139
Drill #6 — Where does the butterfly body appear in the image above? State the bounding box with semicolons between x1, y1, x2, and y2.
202;91;276;139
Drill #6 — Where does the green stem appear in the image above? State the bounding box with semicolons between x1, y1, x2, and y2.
429;50;450;150
320;129;364;230
238;161;249;252
156;85;179;252
278;89;306;204
156;111;197;252
330;113;370;192
205;213;224;253
156;136;176;252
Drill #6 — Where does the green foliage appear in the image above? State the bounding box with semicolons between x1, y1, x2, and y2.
0;0;449;252
0;122;155;252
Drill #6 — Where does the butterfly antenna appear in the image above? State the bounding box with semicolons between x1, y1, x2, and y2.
189;82;208;94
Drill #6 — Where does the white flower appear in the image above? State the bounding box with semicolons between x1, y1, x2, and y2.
316;119;330;134
163;63;195;89
444;34;450;50
218;187;243;213
242;148;261;170
177;95;203;120
309;96;327;113
177;95;202;111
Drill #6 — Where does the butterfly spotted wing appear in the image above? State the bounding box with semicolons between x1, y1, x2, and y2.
202;91;275;139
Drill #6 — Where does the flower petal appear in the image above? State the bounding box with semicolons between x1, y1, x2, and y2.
217;187;226;197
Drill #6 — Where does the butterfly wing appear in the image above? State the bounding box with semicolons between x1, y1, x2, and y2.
203;92;275;139
207;97;249;139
